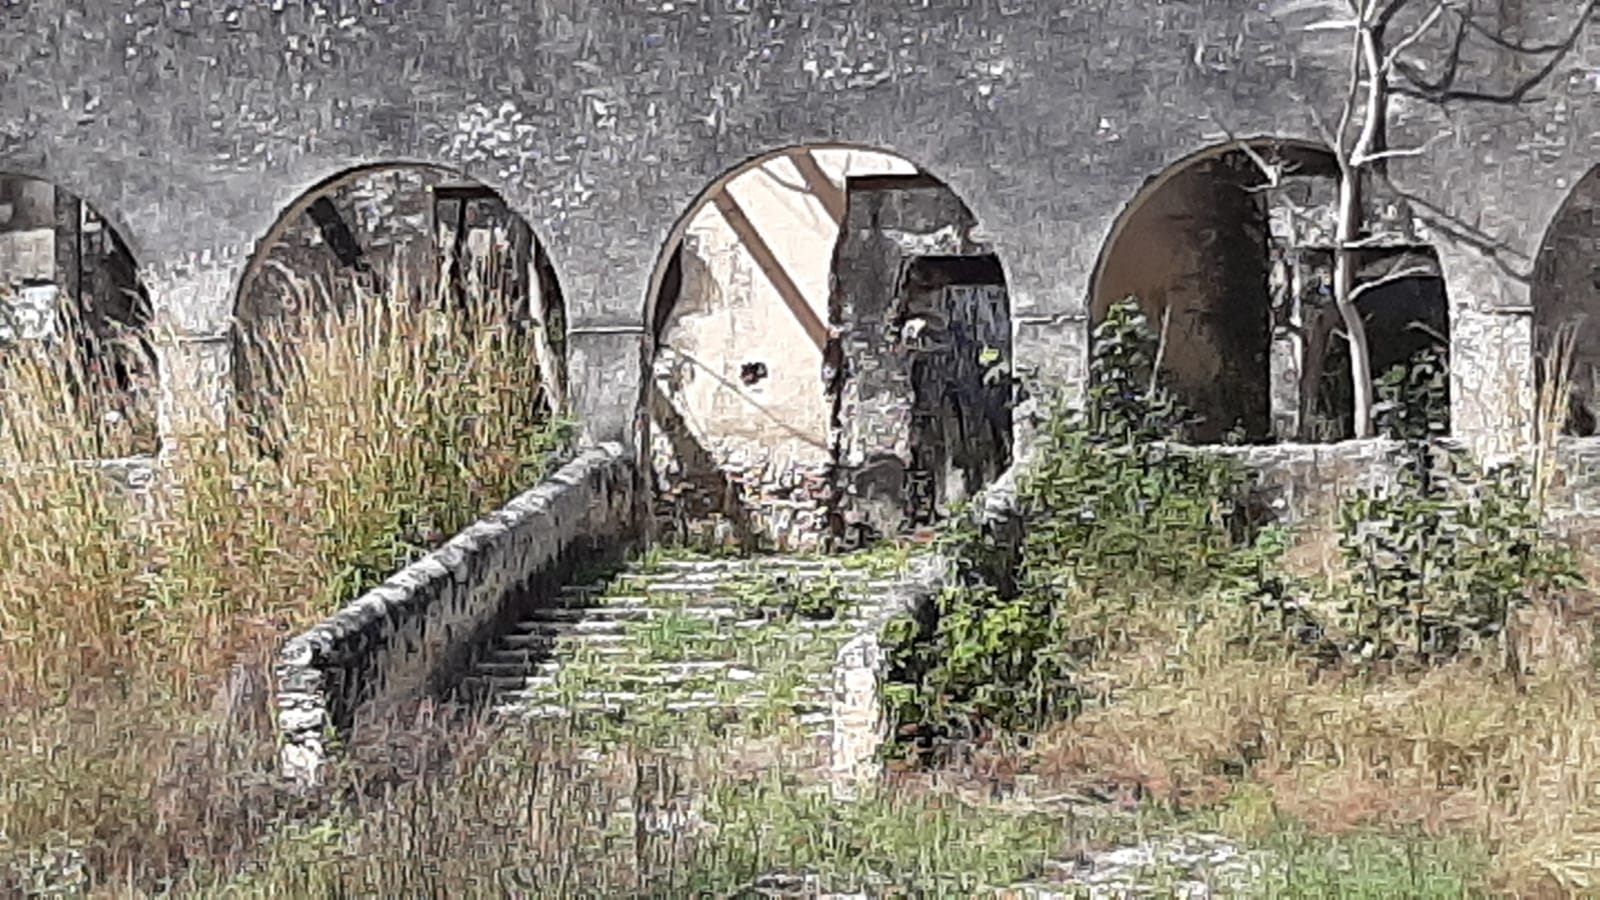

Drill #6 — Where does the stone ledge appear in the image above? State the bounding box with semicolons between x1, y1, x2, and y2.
827;550;947;799
273;441;639;787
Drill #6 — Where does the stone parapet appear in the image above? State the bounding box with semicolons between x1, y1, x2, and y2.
273;442;639;786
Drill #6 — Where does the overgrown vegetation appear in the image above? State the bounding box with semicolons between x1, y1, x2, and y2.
7;271;1600;896
880;296;1600;894
882;298;1272;743
0;254;572;892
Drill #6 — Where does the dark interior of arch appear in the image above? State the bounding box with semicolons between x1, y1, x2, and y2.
232;166;567;449
647;162;1013;553
1316;249;1451;440
0;173;159;457
1532;165;1600;437
1093;143;1452;444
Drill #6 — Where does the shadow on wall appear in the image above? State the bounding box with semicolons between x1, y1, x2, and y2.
0;172;160;459
649;241;769;550
648;147;892;553
1316;251;1450;440
897;254;1013;528
1092;150;1282;443
1533;164;1600;437
647;149;1017;553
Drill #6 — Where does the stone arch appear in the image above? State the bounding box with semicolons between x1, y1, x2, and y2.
1532;164;1600;437
1090;138;1451;444
0;171;160;458
232;162;567;443
643;145;1014;552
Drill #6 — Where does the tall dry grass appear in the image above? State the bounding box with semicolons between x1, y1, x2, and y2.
0;252;572;892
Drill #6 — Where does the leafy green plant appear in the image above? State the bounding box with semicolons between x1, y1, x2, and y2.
1339;448;1581;662
1332;346;1583;661
880;297;1273;755
1373;346;1451;443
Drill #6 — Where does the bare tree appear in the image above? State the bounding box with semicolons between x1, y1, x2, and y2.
1231;0;1593;438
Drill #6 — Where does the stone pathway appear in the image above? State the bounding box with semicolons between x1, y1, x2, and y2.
461;552;905;742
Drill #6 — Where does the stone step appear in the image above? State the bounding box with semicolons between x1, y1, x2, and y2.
467;551;912;738
481;658;739;677
649;557;849;570
523;604;757;623
503;704;835;741
484;639;636;660
499;621;630;639
471;665;760;686
494;617;858;648
729;617;868;632
487;666;837;690
492;695;834;719
603;579;882;597
492;686;831;708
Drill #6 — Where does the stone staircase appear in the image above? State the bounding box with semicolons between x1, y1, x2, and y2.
460;551;908;742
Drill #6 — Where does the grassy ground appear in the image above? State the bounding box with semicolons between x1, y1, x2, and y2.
4;269;1598;897
183;533;1577;898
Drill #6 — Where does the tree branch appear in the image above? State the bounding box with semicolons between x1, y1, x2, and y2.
1380;0;1452;74
1351;19;1387;164
1349;264;1438;301
1391;0;1595;106
1463;0;1598;55
1351;131;1447;167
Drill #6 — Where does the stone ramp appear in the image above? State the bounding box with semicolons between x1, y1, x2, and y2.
459;553;905;740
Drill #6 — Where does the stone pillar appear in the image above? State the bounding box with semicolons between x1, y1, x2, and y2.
1010;312;1088;453
567;325;647;448
1268;329;1303;441
155;335;234;454
1436;244;1536;463
51;187;80;313
141;249;246;458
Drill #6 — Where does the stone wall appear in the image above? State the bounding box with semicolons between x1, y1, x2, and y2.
650;148;918;553
1545;438;1600;527
3;1;1595;455
273;443;639;786
830;175;1002;541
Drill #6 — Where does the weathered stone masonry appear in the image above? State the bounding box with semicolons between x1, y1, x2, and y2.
6;0;1600;788
830;175;1010;540
4;0;1594;463
275;443;638;786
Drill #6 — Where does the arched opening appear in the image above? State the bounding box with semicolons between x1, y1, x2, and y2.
0;172;158;459
645;146;1014;553
1090;139;1451;444
1532;165;1600;437
232;163;567;448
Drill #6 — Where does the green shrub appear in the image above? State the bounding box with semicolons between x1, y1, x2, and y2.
880;297;1273;753
880;301;1586;758
1341;348;1581;660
